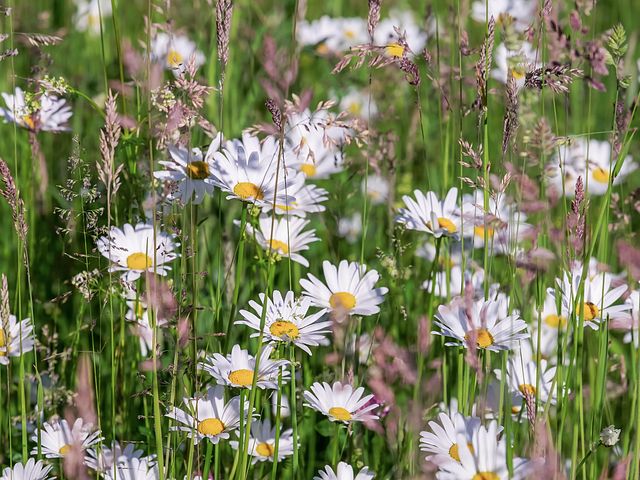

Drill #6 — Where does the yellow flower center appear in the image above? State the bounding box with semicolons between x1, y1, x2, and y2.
592;167;610;184
386;43;405;58
0;328;5;357
328;406;352;421
276;202;296;212
315;43;330;55
87;13;99;27
166;49;184;68
21;115;36;130
449;442;474;462
344;29;356;39
437;217;457;233
510;67;526;80
256;442;274;457
347;102;362;116
59;444;71;455
233;182;264;200
228;368;254;387
197;418;225;436
126;252;153;270
511;405;521;414
269;239;289;255
329;292;357;311
473;473;500;480
464;328;494;348
186;161;210;180
578;302;599;321
519;383;536;396
300;163;317;177
474;225;495;239
544;314;566;328
269;320;300;339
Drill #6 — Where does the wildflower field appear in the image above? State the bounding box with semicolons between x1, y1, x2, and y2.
1;0;640;478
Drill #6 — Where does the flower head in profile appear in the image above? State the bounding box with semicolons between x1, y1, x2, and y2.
86;441;145;473
373;10;430;58
494;350;557;408
73;0;112;34
31;418;103;459
300;260;388;317
104;456;159;480
200;344;289;390
96;223;179;282
361;174;389;205
313;462;375;480
240;215;319;267
153;134;224;205
260;180;328;217
297;17;367;55
471;0;537;31
166;385;247;445
492;42;539;87
338;212;363;244
1;87;72;132
434;297;529;352
237;290;331;355
0;314;35;365
303;381;379;424
230;418;295;464
0;458;53;480
211;133;299;208
151;32;205;74
396;188;461;238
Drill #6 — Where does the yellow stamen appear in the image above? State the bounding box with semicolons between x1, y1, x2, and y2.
474;225;495;238
256;442;274;457
519;384;536;396
449;442;474;462
21;115;36;130
328;406;352;421
269;320;300;339
315;43;330;55
197;418;225;436
269;239;289;255
347;102;362;116
437;217;457;234
544;314;566;328
59;444;71;455
233;182;264;200
126;252;153;270
300;163;317;177
385;43;405;58
186;161;210;180
329;292;357;311
473;473;500;480
510;67;526;80
592;167;610;184
464;328;494;349
228;369;254;387
166;49;183;68
578;302;599;321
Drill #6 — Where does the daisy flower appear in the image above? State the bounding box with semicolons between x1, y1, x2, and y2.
166;386;247;445
303;381;379;424
396;187;461;238
361;174;389;205
419;410;481;467
240;215;319;267
31;418;103;459
229;419;294;464
471;0;537;31
260;180;328;217
86;441;145;473
338;212;363;244
300;260;388;316
1;87;72;132
151;32;205;74
550;267;630;329
153;134;224;204
297;17;367;54
104;456;159;480
237;290;331;355
492;42;539;87
435;421;532;479
199;344;289;390
531;292;568;362
339;88;378;119
0;459;53;480
96;223;179;282
619;289;640;346
495;353;557;407
374;10;430;58
433;297;529;352
313;462;374;480
0;314;35;365
73;0;112;34
211;133;298;208
422;266;485;299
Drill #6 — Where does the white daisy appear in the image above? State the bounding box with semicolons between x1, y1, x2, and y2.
313;462;374;480
31;418;103;459
86;441;145;473
550;267;631;330
73;0;112;34
422;266;485;299
338;212;363;244
153;134;224;205
303;381;379;424
300;260;388;316
433;297;529;352
373;10;430;57
96;223;179;282
151;32;205;74
419;410;481;467
237;290;331;355
211;133;298;208
495;353;557;407
396;187;461;238
199;344;289;390
435;421;532;479
339;88;378;119
166;385;247;445
361;174;389;205
492;42;539;87
531;292;568;362
471;0;537;31
0;314;35;365
297;17;367;54
229;418;294;464
621;289;639;346
240;214;319;267
1;87;72;132
0;458;53;480
104;456;159;480
260;179;328;217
